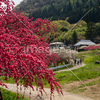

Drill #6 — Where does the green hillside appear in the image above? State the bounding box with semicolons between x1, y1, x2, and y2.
15;0;100;23
48;20;100;44
48;20;87;44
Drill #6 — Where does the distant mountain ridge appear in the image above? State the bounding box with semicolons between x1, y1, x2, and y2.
15;0;100;23
15;0;55;15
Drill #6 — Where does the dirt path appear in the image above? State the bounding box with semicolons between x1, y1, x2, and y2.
63;77;100;100
2;83;93;100
56;63;86;72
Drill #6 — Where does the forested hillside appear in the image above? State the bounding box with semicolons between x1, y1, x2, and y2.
15;0;100;23
44;20;100;44
49;20;87;44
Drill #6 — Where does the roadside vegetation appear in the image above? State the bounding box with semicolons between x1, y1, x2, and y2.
0;88;28;100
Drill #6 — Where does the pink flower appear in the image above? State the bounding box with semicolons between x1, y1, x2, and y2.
0;0;62;99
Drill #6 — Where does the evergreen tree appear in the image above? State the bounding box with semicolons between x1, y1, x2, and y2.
85;22;96;41
72;31;78;45
94;25;100;37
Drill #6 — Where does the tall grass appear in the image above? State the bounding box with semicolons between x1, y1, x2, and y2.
55;64;100;85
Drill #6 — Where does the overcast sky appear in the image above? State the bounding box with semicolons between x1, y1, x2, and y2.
13;0;23;6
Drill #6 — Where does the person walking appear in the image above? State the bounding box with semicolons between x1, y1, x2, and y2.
77;59;80;65
80;58;82;65
74;58;76;66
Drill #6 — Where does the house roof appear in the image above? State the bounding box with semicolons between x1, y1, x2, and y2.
50;42;64;45
74;40;96;47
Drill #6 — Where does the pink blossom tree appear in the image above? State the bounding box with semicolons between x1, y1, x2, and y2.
0;0;62;99
84;45;100;50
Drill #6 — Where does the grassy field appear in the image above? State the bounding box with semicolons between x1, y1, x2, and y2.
53;50;100;83
55;63;100;85
59;49;100;100
0;88;29;100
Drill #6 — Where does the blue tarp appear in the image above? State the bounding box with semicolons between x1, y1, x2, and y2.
49;64;70;70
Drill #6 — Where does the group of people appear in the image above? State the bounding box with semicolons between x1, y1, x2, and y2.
73;58;82;66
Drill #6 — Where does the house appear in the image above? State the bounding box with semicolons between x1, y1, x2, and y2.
49;42;65;54
74;40;96;51
49;42;65;48
74;40;96;47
